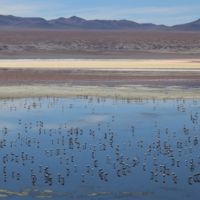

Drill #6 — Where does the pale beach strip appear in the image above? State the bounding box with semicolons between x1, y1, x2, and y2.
0;59;200;69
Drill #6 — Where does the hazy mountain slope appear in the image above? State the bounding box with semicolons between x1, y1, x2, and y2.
0;15;200;31
171;19;200;31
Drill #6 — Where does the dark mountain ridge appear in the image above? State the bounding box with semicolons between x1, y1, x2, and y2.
0;15;199;31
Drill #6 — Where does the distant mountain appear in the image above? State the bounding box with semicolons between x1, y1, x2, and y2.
0;14;200;31
171;18;200;31
0;15;54;28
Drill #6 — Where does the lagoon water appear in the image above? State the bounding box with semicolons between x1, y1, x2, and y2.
0;97;200;199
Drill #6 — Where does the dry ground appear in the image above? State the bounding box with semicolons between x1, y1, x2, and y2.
0;29;200;59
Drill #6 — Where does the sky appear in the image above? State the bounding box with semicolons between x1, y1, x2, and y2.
0;0;200;26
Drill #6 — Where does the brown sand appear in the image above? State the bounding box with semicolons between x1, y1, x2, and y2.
0;29;200;59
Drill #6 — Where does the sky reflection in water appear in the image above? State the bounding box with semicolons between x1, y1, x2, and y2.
0;97;200;199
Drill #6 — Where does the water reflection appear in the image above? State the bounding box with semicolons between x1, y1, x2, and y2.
0;97;200;199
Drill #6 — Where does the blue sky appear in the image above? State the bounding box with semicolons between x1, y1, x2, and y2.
0;0;199;25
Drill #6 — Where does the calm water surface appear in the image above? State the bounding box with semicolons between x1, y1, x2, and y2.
0;97;199;199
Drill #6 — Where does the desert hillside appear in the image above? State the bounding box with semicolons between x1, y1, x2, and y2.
0;15;200;31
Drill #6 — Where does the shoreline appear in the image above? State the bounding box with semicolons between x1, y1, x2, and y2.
1;84;200;100
0;59;200;100
0;84;200;100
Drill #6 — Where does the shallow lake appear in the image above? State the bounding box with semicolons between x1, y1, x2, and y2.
0;97;199;199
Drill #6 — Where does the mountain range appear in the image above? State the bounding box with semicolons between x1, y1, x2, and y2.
0;15;200;31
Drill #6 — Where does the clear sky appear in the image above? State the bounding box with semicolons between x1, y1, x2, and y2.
0;0;199;26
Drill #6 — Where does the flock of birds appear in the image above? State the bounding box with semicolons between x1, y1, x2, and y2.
0;97;200;193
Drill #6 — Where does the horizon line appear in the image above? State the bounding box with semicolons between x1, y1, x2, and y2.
0;14;199;27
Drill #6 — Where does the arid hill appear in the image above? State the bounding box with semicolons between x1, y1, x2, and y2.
0;14;200;31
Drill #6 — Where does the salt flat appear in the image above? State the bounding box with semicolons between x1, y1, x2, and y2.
0;59;200;69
